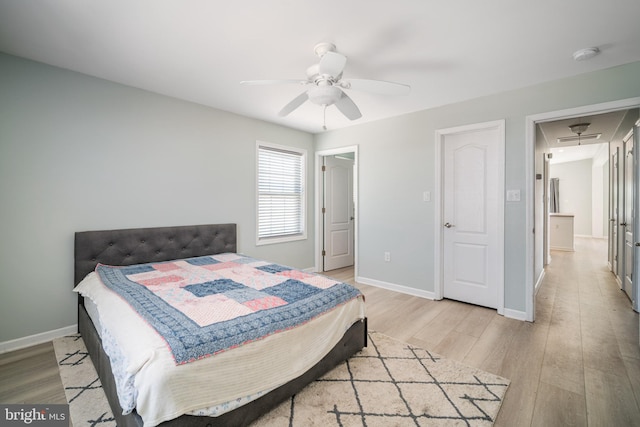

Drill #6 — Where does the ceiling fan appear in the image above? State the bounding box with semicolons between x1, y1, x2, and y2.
241;42;411;127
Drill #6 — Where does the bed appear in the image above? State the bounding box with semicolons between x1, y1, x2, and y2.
74;223;367;427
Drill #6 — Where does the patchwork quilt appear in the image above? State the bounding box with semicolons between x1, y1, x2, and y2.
96;253;362;365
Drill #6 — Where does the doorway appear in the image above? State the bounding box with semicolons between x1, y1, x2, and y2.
314;145;358;275
526;98;640;321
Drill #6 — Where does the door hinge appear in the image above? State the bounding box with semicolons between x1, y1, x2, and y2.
322;165;326;172
322;250;326;256
322;207;326;214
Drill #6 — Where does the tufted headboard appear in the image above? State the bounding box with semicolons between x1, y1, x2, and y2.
74;223;237;285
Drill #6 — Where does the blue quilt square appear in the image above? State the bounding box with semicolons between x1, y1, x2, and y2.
184;279;243;297
233;256;259;264
263;279;321;303
186;256;220;266
120;264;155;275
224;288;267;304
257;264;292;274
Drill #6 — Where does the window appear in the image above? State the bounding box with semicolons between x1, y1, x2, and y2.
256;142;306;245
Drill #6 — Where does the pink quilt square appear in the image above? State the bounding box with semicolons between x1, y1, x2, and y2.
277;269;314;281
244;296;287;311
202;261;240;272
152;262;181;272
139;274;184;287
303;275;341;289
175;294;253;326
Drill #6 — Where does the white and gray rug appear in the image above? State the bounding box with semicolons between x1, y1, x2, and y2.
54;332;509;426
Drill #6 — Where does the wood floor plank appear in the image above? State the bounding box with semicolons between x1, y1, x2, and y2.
530;381;587;427
461;315;522;376
494;321;548;426
584;366;640;426
539;296;584;396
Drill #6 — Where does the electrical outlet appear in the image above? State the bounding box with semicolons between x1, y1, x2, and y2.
384;252;391;262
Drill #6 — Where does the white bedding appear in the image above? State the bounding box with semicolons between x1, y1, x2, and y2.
75;271;365;427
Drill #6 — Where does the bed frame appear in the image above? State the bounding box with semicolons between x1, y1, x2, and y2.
74;223;366;427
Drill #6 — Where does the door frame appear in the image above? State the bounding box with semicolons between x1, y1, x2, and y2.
434;119;505;315
525;97;640;321
314;145;359;275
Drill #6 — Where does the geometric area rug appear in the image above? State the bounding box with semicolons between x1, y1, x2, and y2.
54;332;509;426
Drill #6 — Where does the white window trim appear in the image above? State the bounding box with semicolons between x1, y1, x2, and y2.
256;141;307;246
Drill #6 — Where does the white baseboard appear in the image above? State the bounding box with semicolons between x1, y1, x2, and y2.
357;275;530;321
503;308;527;321
535;270;546;295
0;324;77;354
356;276;436;300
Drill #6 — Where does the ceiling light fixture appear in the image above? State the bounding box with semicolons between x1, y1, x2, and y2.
556;133;602;144
572;47;600;61
569;122;590;145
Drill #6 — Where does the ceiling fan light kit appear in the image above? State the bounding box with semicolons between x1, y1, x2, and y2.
572;47;600;61
241;42;411;129
308;85;342;106
567;122;591;145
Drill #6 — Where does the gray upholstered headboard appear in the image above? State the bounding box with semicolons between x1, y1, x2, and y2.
74;223;237;285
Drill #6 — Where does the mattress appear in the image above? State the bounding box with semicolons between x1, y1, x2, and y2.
75;264;365;426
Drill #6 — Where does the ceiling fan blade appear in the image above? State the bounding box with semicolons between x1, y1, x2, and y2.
318;51;347;77
278;91;309;117
343;78;410;96
334;91;362;120
240;79;306;85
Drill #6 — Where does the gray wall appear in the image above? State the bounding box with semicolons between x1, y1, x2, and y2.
316;60;640;314
0;53;315;343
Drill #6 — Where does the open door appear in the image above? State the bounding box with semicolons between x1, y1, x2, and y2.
322;155;355;271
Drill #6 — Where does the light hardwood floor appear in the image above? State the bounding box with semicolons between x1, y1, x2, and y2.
1;237;639;426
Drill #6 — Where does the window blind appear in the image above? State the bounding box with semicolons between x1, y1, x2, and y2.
257;144;305;241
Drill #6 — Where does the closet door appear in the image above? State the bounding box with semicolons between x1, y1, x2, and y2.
623;130;634;301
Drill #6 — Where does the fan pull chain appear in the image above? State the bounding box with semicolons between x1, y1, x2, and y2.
323;105;328;131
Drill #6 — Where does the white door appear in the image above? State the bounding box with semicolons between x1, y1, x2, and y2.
440;121;504;309
624;131;634;301
323;156;354;271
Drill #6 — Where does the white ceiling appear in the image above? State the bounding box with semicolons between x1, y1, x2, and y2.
1;1;639;134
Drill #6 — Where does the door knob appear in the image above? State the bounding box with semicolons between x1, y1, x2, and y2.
444;222;454;228
636;242;640;247
621;222;627;226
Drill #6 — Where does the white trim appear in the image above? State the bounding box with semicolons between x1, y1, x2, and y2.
503;308;527;321
314;145;359;276
0;324;77;354
535;269;546;295
356;276;436;300
434;120;506;314
525;97;640;322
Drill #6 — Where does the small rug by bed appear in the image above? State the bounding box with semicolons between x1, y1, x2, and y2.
53;332;509;426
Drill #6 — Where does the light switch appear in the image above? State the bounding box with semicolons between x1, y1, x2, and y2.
506;190;521;202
